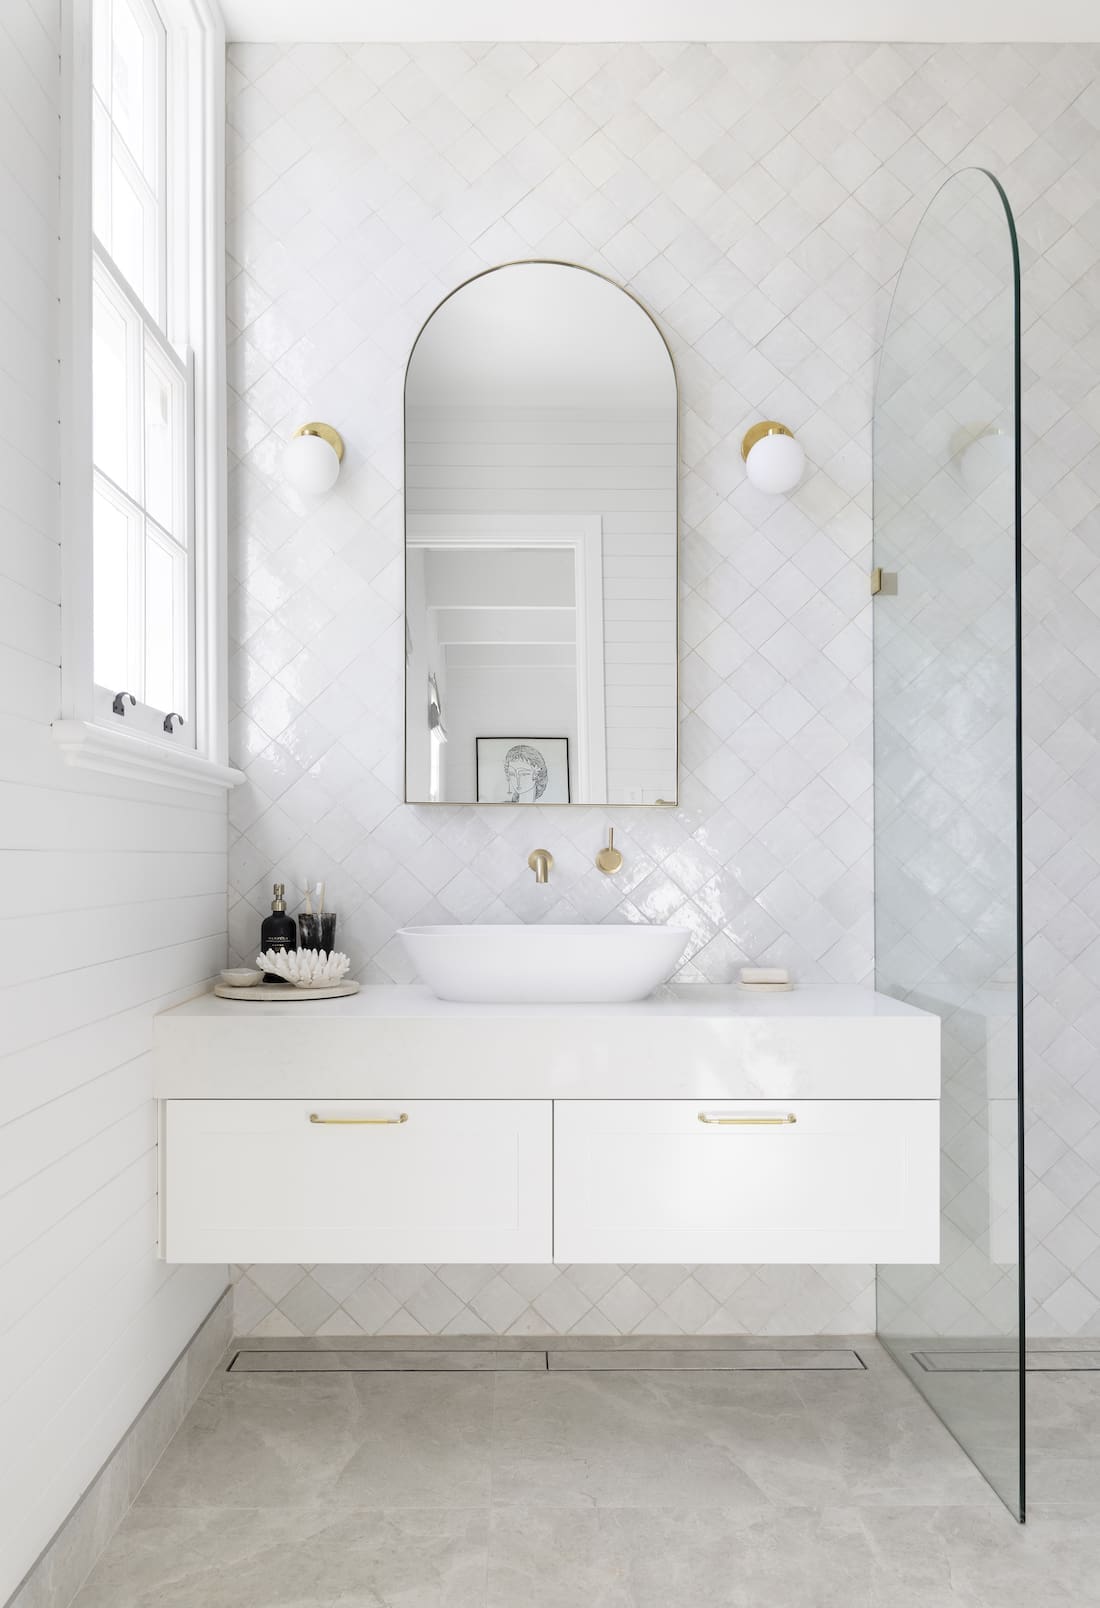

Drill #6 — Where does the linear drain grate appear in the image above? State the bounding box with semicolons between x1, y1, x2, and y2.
229;1349;545;1373
228;1346;866;1374
549;1348;865;1372
912;1349;1100;1373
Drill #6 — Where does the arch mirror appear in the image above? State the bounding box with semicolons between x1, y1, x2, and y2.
404;262;677;806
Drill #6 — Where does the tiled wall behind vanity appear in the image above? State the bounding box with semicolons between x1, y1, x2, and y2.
226;40;1100;1338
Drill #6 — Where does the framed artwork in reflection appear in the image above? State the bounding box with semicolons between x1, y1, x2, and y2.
476;737;570;804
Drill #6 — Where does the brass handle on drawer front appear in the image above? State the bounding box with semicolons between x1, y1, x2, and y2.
698;1112;797;1125
309;1112;409;1125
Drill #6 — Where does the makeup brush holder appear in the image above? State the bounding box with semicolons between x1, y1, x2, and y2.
297;911;336;953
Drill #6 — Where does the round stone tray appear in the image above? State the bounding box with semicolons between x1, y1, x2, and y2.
213;980;361;1002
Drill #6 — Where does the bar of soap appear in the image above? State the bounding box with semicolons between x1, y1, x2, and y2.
740;967;790;985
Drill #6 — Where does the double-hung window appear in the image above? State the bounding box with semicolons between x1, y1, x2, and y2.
92;0;193;743
59;0;235;788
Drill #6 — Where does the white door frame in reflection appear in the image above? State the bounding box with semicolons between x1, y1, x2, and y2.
406;514;607;804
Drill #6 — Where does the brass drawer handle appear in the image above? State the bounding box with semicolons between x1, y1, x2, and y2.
698;1112;797;1125
309;1112;409;1125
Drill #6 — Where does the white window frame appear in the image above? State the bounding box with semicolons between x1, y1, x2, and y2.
56;0;241;796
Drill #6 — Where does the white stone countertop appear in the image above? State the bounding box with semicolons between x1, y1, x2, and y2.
155;984;940;1101
161;982;928;1022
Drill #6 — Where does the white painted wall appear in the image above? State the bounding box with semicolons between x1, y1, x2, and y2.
0;5;227;1598
445;667;579;799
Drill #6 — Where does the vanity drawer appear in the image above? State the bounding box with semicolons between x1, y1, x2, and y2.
553;1100;939;1264
162;1099;552;1263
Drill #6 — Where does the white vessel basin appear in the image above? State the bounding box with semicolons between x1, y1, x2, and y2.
399;923;690;1004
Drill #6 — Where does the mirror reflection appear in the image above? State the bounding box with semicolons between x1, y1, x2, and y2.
404;262;677;805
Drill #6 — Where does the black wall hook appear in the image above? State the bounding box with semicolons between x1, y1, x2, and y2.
163;712;185;733
112;691;136;716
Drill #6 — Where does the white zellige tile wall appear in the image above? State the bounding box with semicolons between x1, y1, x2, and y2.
224;40;1100;1339
0;3;227;1600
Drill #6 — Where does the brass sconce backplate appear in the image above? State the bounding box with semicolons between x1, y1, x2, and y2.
293;422;345;461
740;420;794;461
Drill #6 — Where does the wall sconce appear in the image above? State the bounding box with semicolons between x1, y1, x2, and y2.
283;422;344;496
741;421;805;495
950;422;1013;497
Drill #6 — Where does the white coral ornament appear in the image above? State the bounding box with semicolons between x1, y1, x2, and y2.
256;947;352;988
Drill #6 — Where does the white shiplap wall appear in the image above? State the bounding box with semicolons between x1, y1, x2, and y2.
0;5;227;1600
406;406;677;801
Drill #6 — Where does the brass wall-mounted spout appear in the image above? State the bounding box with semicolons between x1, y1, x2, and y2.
528;849;553;884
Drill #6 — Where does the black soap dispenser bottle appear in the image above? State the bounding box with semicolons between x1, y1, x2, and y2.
260;883;297;982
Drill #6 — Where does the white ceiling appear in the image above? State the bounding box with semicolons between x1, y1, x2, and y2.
219;0;1100;43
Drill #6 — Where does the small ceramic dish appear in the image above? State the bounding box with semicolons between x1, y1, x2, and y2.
220;968;262;988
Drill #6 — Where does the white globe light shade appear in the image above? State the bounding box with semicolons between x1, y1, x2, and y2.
744;431;805;495
283;430;341;496
957;426;1013;499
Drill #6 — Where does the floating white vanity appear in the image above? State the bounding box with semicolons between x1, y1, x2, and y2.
155;984;940;1268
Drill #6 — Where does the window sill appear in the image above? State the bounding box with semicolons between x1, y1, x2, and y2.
52;719;244;798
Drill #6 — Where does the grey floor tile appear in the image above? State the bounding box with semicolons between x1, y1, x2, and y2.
985;1374;1100;1509
486;1506;878;1608
884;1365;1100;1510
1028;1372;1100;1455
1023;1455;1100;1510
337;1373;494;1508
857;1506;1097;1607
138;1371;494;1510
71;1507;488;1608
63;1337;1100;1608
487;1504;1100;1608
792;1370;1004;1509
489;1370;842;1509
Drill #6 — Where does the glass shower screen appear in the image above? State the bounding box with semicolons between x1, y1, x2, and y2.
873;169;1024;1518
